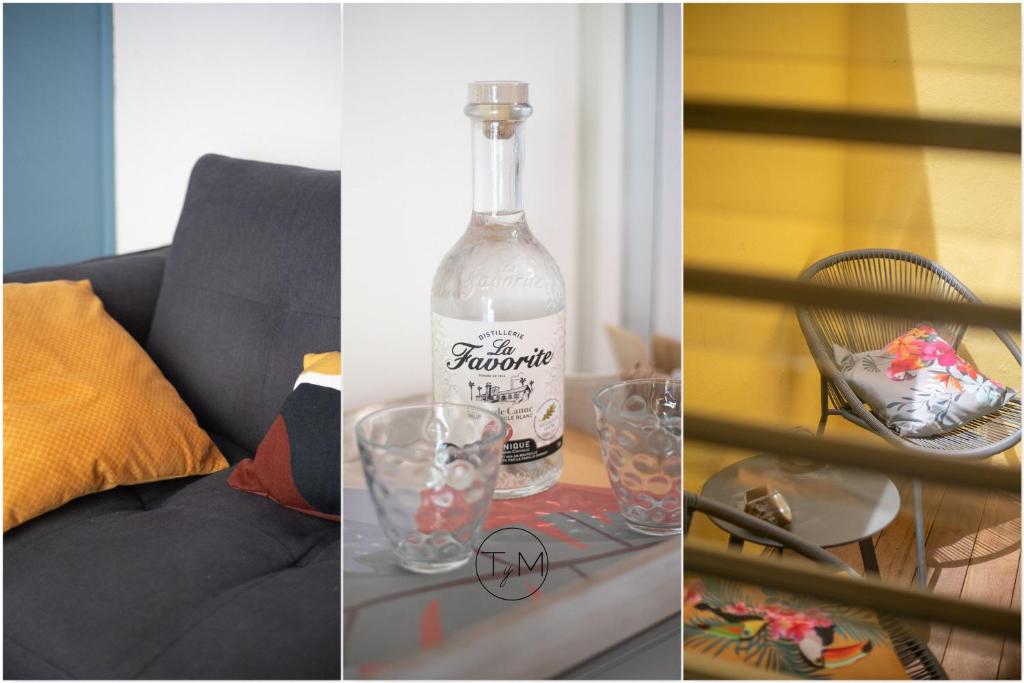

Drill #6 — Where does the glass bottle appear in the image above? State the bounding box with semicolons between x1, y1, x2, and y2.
431;81;566;499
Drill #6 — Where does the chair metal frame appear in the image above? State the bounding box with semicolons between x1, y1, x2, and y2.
684;492;949;680
795;249;1021;588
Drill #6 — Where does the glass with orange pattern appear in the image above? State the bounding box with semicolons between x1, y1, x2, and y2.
355;403;508;573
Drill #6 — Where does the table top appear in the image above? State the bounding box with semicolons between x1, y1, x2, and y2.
343;397;681;678
700;453;900;548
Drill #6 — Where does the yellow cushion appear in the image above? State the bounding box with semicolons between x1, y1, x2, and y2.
302;351;341;376
3;280;228;531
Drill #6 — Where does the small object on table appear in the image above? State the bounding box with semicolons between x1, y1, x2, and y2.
741;485;792;528
703;453;899;576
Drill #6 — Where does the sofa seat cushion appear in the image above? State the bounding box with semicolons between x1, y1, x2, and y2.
3;469;340;679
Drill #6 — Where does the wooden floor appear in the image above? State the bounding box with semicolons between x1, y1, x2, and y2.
765;477;1021;680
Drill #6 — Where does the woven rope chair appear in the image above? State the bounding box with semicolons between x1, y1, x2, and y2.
684;492;948;680
796;249;1021;587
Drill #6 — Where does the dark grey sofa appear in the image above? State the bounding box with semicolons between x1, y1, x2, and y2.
3;155;340;679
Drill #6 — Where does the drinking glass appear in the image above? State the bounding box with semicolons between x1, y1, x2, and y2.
355;403;508;573
593;379;682;535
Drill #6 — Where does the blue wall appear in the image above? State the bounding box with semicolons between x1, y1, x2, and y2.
3;3;114;274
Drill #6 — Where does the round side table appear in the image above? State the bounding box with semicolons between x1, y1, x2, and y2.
701;453;900;575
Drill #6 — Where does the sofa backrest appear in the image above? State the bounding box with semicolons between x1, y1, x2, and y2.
147;154;340;458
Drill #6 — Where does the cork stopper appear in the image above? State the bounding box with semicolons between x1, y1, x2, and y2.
468;81;529;106
465;81;532;140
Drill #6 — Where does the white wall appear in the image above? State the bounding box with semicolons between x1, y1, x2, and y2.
343;4;583;409
578;4;627;375
113;4;342;254
655;3;682;339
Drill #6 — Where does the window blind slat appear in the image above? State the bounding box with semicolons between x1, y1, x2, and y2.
685;542;1021;638
684;100;1022;154
685;266;1021;330
685;414;1022;493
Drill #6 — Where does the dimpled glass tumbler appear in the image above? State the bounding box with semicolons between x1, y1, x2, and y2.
593;379;682;536
355;404;508;573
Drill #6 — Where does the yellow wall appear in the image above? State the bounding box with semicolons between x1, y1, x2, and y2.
684;4;1021;542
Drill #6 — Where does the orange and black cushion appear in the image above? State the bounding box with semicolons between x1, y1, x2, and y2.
229;353;340;520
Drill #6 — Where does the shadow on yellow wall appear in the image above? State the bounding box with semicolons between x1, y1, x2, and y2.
684;4;1021;539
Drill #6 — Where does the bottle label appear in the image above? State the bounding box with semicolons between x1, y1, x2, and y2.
432;311;565;465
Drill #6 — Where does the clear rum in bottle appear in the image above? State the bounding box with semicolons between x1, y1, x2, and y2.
431;81;566;498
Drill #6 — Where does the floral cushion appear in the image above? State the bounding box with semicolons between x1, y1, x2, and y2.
832;324;1016;437
684;576;911;679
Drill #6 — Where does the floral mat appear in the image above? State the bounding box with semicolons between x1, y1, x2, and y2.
685;575;911;679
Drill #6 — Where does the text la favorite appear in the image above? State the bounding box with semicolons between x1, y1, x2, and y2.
446;338;553;371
